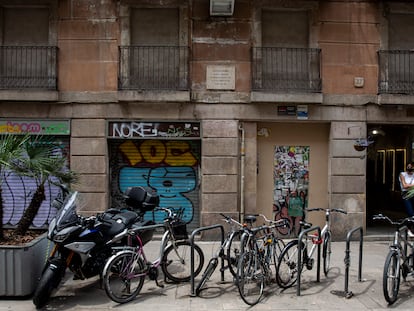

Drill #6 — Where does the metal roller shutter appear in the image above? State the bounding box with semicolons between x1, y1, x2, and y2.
109;139;201;232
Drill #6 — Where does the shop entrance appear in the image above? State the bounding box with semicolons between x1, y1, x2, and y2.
366;124;414;230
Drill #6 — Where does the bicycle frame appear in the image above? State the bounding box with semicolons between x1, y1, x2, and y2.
390;225;413;278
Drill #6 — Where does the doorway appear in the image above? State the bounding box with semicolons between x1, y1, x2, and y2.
366;124;414;230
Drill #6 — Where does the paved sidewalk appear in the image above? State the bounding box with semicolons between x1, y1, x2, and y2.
2;239;414;310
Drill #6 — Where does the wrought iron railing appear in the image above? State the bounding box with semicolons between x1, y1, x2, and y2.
119;46;189;90
252;47;321;92
378;50;414;94
0;46;57;90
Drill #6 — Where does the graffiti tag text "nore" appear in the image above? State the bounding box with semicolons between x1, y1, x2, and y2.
112;122;157;138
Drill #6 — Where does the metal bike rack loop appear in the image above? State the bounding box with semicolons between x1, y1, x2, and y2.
189;224;225;297
297;226;321;296
331;226;363;299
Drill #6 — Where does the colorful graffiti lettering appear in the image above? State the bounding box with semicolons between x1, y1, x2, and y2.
1;141;70;228
117;140;199;224
0;120;70;135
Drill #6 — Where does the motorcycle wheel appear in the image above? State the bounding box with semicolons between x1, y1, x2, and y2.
32;265;62;309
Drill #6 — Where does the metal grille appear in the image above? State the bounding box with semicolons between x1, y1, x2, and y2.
252;47;321;92
118;46;189;91
0;46;57;90
378;50;414;94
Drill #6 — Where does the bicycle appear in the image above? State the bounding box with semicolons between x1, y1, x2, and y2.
194;213;256;296
102;207;205;303
236;218;289;305
373;214;414;305
276;207;347;289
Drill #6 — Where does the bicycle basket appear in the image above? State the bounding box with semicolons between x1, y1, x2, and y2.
171;219;188;240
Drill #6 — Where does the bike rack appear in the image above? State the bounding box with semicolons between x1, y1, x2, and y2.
297;226;321;296
331;226;363;299
189;224;225;297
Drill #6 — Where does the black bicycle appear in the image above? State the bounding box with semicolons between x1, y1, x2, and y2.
373;214;414;305
195;213;255;295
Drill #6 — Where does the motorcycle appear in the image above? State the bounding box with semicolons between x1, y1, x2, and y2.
32;186;159;308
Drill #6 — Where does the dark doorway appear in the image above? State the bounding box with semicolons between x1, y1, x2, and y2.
367;124;414;230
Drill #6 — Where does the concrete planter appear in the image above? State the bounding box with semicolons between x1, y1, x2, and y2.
0;233;51;296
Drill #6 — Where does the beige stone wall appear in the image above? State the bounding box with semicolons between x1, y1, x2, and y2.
319;1;380;95
201;120;239;237
58;0;118;93
71;118;108;216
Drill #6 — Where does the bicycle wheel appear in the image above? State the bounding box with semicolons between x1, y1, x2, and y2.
273;237;286;262
103;250;145;304
276;239;301;288
383;250;401;305
237;251;264;306
227;230;241;277
195;257;218;295
162;240;204;282
323;231;331;276
268;236;285;280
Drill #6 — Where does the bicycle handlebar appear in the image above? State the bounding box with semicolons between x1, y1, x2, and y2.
220;213;243;227
258;214;289;228
373;213;414;227
155;207;177;219
306;207;347;215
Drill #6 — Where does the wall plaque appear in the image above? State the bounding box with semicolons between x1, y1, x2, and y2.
206;65;235;90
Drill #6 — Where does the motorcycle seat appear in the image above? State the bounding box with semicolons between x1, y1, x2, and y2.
101;210;140;236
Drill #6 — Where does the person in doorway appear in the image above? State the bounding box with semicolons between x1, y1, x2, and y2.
399;162;414;237
287;189;304;237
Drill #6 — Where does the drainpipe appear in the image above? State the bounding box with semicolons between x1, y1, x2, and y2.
239;123;245;223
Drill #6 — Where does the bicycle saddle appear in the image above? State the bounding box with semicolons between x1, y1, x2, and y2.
300;220;313;230
244;214;257;225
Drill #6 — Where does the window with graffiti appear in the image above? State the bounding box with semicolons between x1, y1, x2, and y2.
109;139;201;225
2;139;70;228
273;146;309;236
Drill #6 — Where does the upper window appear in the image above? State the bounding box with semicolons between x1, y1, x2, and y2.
130;8;179;46
252;9;321;93
262;10;309;48
118;5;189;91
378;5;414;95
0;5;57;90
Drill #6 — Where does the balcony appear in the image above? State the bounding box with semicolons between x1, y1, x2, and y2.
118;46;189;91
378;50;414;95
252;47;321;93
0;46;57;90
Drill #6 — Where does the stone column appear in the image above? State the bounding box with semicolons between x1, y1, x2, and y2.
71;118;108;216
330;121;367;239
201;120;239;238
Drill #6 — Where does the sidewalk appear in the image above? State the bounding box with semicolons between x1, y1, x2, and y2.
2;239;414;311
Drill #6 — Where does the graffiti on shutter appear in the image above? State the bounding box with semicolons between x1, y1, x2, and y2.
109;140;200;226
2;138;70;228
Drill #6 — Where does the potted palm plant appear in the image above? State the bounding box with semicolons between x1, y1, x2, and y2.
0;135;77;296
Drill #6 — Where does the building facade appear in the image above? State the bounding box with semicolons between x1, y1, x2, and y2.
1;0;414;239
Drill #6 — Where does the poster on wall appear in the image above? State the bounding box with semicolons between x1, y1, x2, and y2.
273;146;310;236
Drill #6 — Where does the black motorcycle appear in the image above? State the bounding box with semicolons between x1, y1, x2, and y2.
32;186;159;308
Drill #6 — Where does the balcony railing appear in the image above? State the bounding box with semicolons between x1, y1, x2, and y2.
0;46;57;90
119;46;189;91
252;47;321;93
378;50;414;94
